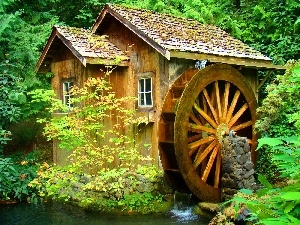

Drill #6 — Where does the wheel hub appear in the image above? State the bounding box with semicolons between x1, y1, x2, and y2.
216;123;229;144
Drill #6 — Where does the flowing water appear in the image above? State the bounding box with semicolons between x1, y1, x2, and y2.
0;197;210;225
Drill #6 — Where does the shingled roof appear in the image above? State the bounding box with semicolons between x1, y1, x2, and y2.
36;25;129;72
92;4;284;69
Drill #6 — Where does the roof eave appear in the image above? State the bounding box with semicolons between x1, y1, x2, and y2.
56;31;87;66
91;4;109;33
36;26;130;73
86;57;129;66
35;27;88;73
35;27;57;72
169;51;285;70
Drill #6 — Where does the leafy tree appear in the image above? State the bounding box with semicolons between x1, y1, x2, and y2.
33;74;148;172
255;60;300;136
235;0;300;64
0;59;26;154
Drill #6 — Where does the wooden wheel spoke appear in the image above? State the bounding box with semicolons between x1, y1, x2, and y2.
202;95;208;113
214;151;221;188
228;103;249;128
215;82;222;122
189;113;201;125
193;103;218;128
203;89;219;124
222;82;230;120
202;144;220;182
194;144;206;176
226;90;240;124
188;133;203;144
231;120;252;131
188;136;215;155
188;123;216;134
193;140;217;167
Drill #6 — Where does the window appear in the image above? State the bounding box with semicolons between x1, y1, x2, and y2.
63;81;74;108
138;77;153;107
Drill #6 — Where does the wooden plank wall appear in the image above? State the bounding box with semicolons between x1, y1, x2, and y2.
241;68;258;101
101;17;165;167
51;25;162;168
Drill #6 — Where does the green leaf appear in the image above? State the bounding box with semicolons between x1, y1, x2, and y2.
281;192;300;201
17;93;27;104
258;174;273;189
287;214;300;223
239;188;253;195
256;188;270;198
260;218;289;225
294;17;300;33
257;138;283;150
284;201;296;214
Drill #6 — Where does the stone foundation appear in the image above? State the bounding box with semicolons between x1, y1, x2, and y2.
221;135;256;201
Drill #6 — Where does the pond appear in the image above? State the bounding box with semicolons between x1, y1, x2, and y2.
0;202;210;225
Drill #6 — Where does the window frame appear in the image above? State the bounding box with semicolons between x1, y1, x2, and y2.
137;74;153;108
62;78;75;109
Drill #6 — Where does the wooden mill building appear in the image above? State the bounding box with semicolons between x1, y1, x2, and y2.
36;4;283;202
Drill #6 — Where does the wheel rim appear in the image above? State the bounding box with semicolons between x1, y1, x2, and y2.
174;64;257;202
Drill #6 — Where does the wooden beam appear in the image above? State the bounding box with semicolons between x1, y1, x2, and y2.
35;28;58;72
91;5;109;33
257;69;275;90
170;51;286;70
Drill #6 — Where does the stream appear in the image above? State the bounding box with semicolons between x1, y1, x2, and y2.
0;201;210;225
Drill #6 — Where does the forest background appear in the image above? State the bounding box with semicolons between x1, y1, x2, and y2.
1;0;299;149
1;0;299;143
0;0;300;220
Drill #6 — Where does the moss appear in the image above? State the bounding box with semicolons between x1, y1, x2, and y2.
77;198;173;214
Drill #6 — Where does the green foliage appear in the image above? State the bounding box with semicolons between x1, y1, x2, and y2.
0;58;51;154
34;75;148;172
256;60;300;135
0;59;25;152
29;164;166;213
0;1;57;84
258;136;300;179
28;76;166;212
0;153;39;201
255;60;300;180
227;136;300;224
235;1;300;64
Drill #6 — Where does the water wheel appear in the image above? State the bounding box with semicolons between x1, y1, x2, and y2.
159;64;257;202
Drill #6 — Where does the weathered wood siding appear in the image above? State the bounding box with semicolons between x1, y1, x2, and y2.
50;43;135;167
241;68;258;101
98;17;165;166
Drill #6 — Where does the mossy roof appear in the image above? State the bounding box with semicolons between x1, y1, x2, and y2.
92;4;271;62
36;25;129;72
55;26;128;60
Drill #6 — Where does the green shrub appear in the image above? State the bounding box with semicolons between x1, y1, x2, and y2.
255;60;300;180
29;76;169;212
29;164;166;213
0;154;39;201
227;136;300;224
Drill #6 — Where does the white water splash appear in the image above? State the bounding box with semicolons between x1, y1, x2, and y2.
170;207;199;223
169;192;199;223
